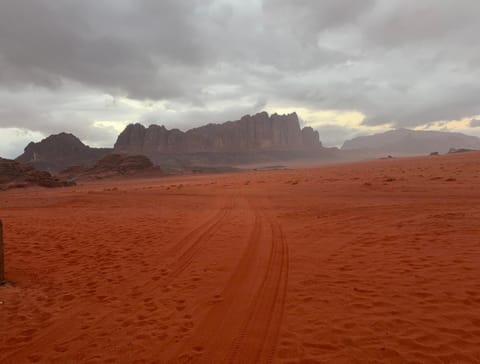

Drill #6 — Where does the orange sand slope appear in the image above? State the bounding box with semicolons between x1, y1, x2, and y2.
1;152;480;363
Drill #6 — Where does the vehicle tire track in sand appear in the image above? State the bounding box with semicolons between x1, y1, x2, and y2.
170;197;289;364
167;194;233;258
164;195;235;280
228;203;289;364
0;194;235;364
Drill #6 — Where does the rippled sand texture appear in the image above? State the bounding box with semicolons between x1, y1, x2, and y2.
1;152;480;363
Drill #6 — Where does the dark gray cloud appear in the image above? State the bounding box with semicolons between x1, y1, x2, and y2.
263;0;376;37
364;0;480;48
0;0;211;99
1;0;480;156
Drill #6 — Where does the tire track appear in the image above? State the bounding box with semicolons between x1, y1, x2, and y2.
167;200;263;363
165;195;234;280
228;206;289;364
166;194;233;257
169;197;289;364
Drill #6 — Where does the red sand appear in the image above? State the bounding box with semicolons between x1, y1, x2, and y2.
1;152;480;363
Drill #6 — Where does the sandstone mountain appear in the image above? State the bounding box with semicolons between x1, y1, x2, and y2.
342;128;480;155
16;133;111;172
114;112;321;155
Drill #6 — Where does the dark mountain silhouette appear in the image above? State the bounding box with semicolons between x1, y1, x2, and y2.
342;128;480;155
15;133;111;172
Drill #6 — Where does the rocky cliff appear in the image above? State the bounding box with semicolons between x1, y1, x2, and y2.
114;112;322;156
16;133;111;172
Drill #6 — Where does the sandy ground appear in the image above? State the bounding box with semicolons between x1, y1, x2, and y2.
1;152;480;363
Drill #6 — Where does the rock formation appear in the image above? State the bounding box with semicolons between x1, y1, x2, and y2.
0;158;72;190
16;133;111;172
11;112;324;172
60;154;161;180
92;154;154;172
114;112;322;156
0;158;33;185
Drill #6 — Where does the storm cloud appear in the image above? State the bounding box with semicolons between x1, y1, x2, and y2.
1;0;480;157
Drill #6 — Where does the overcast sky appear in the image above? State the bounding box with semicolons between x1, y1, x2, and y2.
1;0;480;158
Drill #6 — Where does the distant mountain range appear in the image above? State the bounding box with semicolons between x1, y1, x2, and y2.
11;116;480;174
342;128;480;155
14;112;326;172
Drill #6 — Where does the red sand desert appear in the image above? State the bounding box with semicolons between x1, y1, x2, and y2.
1;152;480;363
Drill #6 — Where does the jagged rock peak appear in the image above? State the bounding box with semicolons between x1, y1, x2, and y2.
114;111;321;154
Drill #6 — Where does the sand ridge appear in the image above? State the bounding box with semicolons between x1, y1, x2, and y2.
1;152;480;363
